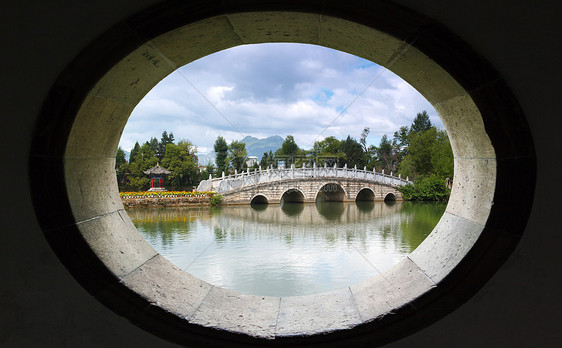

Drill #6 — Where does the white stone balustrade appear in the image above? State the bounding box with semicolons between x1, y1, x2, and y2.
196;164;412;193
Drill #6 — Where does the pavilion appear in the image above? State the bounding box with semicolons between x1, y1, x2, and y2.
143;163;171;191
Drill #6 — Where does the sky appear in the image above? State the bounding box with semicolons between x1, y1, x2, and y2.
119;43;440;155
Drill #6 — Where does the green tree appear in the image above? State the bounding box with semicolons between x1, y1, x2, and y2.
260;150;276;168
115;146;127;189
161;140;199;190
312;136;343;166
148;137;159;157
410;110;432;134
115;146;127;169
275;135;299;166
398;127;453;180
214;136;229;175
341;135;365;168
375;134;396;173
129;141;141;164
200;163;214;180
158;131;175;159
228;140;247;172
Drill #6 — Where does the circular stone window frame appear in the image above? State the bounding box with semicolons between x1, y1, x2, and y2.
29;1;535;347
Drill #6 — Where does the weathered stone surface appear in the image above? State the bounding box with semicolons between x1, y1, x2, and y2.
77;210;158;278
65;157;124;222
351;258;435;322
221;178;403;204
446;157;496;226
319;16;407;67
122;255;212;319
227;12;321;44
190;287;280;338
88;42;175;106
65;95;134;158
409;212;483;284
434;95;495;159
276;288;362;336
150;15;243;67
389;45;468;105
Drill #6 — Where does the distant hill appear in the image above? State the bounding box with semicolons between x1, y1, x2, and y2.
196;135;285;165
241;135;284;160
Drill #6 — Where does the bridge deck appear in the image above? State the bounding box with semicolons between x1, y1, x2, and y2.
197;165;411;194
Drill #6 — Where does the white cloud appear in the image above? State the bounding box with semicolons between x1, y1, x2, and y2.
119;43;439;154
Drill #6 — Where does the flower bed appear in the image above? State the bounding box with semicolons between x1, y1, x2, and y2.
120;191;215;198
120;191;217;207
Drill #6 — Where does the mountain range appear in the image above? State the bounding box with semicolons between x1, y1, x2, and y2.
197;135;285;165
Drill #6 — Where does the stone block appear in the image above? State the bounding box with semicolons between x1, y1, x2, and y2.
409;212;483;284
227;12;321;44
190;287;280;339
389;45;467;105
122;255;212;319
150;16;243;66
350;258;435;322
434;94;495;159
319;16;405;67
66;95;134;158
88;42;175;106
276;288;362;336
446;157;496;225
76;210;158;278
64;157;123;222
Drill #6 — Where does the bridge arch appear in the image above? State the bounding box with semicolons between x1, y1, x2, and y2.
356;187;375;201
280;188;305;204
384;192;397;202
250;194;269;205
316;183;347;202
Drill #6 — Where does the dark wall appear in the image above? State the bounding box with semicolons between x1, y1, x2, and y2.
1;0;560;346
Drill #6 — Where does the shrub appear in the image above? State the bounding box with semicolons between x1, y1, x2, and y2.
399;174;450;201
210;194;223;206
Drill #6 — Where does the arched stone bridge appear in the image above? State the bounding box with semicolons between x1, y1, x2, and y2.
196;165;412;204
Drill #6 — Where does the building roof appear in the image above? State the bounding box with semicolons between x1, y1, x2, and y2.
143;163;171;175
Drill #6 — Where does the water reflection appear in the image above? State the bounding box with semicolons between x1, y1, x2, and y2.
129;201;445;297
315;200;345;220
280;202;304;216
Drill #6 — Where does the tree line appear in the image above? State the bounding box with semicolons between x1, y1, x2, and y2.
211;111;453;200
117;111;453;199
116;131;205;191
215;111;450;175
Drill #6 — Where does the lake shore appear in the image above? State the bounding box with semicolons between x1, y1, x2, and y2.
121;196;212;207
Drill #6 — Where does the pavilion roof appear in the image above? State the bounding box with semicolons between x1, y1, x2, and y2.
143;163;171;175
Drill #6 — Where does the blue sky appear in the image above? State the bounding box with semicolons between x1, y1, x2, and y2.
120;43;440;155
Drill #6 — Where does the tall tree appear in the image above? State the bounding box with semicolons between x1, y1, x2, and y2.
161;140;199;189
312;136;343;166
158;131;175;159
341;135;365;168
129;141;141;164
410;110;432;134
148;137;159;157
115;146;127;169
398;127;453;180
375;134;396;173
260;150;276;168
228;140;247;172
275;135;299;166
214;136;229;174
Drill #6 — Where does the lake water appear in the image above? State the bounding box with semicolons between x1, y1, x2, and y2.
128;201;446;297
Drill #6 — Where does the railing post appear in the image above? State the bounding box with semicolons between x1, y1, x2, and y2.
313;162;316;177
